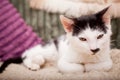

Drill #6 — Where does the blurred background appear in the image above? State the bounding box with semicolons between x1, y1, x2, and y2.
10;0;64;41
10;0;120;49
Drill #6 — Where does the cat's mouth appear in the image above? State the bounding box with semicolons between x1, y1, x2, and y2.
91;53;97;55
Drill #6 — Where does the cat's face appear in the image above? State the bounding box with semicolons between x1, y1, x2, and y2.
60;7;112;55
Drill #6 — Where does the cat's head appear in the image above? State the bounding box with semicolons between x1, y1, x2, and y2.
60;7;112;55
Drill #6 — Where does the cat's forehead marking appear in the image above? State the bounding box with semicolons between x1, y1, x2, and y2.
78;26;104;38
72;15;108;36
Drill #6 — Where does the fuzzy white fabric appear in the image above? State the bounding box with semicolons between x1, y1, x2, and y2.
0;49;120;80
29;0;120;18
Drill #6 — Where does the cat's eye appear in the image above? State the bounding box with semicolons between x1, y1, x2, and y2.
97;34;104;39
79;37;87;41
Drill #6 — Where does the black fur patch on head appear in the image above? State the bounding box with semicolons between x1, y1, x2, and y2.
71;7;110;36
72;14;108;36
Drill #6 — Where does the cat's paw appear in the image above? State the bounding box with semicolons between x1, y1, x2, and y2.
28;64;40;71
58;60;85;73
85;60;113;72
32;55;45;66
23;58;40;71
23;55;45;71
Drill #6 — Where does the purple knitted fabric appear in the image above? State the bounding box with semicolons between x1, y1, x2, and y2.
0;0;43;61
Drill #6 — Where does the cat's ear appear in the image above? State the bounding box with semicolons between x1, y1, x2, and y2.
60;15;74;33
96;6;112;25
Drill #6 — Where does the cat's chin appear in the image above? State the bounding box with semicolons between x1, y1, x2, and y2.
91;53;97;55
86;52;99;56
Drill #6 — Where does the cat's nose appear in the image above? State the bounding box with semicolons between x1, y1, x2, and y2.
90;48;100;54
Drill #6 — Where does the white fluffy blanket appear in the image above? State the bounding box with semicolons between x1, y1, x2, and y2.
0;49;120;80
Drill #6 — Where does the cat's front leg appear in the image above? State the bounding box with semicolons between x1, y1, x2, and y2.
58;60;84;73
23;54;45;71
85;59;112;72
22;45;45;70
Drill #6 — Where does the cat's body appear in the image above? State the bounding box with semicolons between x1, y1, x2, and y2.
22;7;113;73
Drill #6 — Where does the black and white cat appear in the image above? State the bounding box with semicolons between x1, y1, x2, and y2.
22;7;112;73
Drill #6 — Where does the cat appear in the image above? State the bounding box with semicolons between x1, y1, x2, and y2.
22;7;113;73
29;0;120;18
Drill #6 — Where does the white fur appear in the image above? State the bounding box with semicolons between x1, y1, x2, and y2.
22;44;58;70
22;23;112;73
